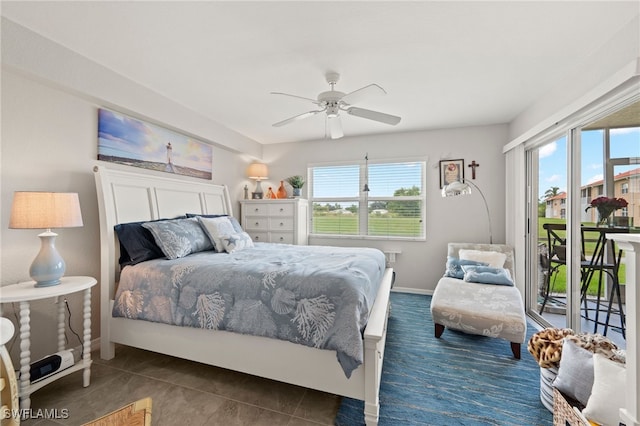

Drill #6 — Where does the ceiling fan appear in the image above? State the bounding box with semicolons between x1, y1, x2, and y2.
271;72;401;139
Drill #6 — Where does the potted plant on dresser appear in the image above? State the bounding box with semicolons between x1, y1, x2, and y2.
285;175;305;197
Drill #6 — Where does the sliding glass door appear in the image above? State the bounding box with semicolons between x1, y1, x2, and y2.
526;100;639;349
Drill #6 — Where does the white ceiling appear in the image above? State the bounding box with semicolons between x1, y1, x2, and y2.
2;1;638;145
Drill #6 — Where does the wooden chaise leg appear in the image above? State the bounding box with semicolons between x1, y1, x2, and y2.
434;323;445;338
510;342;521;359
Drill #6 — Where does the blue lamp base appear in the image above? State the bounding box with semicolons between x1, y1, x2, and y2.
29;231;66;287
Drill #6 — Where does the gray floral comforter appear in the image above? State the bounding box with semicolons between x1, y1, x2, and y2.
113;243;386;377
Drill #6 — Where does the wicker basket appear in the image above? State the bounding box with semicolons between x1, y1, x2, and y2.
83;397;152;426
540;367;558;412
553;388;589;426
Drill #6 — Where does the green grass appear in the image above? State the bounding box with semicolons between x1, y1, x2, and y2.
538;218;626;296
312;215;422;237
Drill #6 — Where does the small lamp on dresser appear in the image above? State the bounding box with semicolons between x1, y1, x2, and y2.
247;163;269;199
8;191;83;287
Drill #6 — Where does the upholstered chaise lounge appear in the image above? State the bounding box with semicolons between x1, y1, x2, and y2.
430;243;526;358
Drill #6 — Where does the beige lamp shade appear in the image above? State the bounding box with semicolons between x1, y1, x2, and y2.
9;192;84;229
246;163;269;180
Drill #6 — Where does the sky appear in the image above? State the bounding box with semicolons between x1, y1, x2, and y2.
538;127;640;199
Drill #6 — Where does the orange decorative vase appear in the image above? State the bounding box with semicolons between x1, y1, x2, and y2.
277;181;287;199
265;187;276;199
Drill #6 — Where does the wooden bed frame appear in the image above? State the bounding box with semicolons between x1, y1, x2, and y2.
93;165;392;425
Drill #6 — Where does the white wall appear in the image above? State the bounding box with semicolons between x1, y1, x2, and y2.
263;125;508;292
0;70;250;362
508;15;640;146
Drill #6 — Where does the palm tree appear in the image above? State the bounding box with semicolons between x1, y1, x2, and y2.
544;186;560;199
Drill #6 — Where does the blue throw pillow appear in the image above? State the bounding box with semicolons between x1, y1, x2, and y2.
461;265;514;286
114;216;186;267
142;217;214;259
444;256;488;279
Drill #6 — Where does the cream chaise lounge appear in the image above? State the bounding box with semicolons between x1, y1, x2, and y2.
430;243;526;358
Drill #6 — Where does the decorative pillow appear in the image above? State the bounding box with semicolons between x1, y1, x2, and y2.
553;339;594;406
460;265;514;286
114;216;186;267
459;249;507;268
582;354;626;426
219;232;254;253
197;216;236;252
444;256;488;279
186;213;244;233
142;217;213;259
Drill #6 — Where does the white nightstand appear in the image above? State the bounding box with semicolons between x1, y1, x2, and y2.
0;276;97;411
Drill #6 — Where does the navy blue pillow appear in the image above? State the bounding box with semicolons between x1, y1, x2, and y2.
114;216;186;267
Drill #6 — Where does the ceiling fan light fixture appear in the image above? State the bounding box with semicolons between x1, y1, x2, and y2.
271;72;402;137
326;104;339;118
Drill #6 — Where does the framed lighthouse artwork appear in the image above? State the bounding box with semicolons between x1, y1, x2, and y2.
97;108;213;180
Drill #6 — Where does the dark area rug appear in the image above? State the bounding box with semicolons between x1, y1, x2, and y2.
335;292;552;425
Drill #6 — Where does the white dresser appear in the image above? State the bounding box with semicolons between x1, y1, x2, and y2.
240;199;309;245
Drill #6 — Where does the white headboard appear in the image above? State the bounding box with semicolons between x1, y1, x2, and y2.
93;164;233;309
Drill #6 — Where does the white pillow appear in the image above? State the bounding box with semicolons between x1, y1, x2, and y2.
553;339;594;406
219;232;254;253
582;354;626;426
458;249;507;268
197;216;236;253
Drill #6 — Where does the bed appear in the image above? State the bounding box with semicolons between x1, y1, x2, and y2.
93;165;393;425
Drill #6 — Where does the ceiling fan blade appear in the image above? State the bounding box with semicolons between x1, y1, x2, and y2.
340;84;386;105
328;116;344;139
346;107;401;126
272;110;324;127
270;92;321;105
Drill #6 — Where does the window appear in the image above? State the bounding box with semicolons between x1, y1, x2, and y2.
622;182;629;194
309;159;425;239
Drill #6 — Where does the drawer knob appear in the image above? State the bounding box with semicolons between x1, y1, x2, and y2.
255;222;259;226
279;222;284;226
279;237;284;241
280;208;284;212
254;236;260;241
255;208;259;212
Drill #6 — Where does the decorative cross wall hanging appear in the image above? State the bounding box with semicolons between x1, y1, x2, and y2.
468;160;480;179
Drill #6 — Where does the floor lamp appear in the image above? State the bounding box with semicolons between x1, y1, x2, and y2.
442;179;493;244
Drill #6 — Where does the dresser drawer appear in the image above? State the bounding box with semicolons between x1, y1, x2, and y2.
244;217;269;230
246;204;269;215
269;217;294;231
270;232;294;244
268;203;294;216
247;231;269;243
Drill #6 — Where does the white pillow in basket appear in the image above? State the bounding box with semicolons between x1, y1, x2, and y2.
459;249;507;268
582;354;626;426
553;339;594;406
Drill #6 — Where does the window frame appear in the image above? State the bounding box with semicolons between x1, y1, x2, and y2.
308;157;427;241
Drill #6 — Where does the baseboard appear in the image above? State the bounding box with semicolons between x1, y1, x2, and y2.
69;338;101;357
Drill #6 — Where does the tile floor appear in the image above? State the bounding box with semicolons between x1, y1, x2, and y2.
21;345;341;425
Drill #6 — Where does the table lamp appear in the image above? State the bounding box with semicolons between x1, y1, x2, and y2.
247;163;268;199
442;179;493;244
9;192;84;287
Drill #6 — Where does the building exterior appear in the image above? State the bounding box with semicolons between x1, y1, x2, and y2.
545;168;640;226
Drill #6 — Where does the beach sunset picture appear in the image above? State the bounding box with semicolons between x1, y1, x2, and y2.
98;109;213;179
